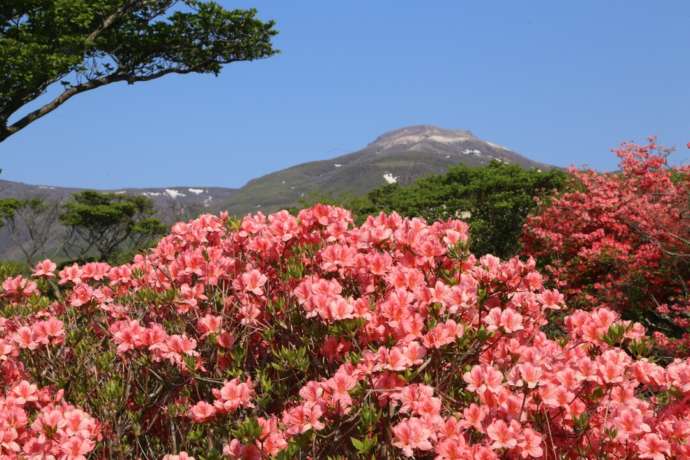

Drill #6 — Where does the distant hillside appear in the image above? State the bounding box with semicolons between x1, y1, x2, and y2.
0;125;551;261
220;125;550;215
0;182;237;260
0;182;237;219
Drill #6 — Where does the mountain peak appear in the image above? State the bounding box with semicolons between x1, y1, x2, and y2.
369;125;476;149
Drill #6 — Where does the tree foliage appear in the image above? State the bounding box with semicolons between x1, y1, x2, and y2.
0;0;278;141
0;197;21;222
349;161;567;258
60;190;166;261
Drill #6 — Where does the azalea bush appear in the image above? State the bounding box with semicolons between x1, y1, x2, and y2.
2;204;690;459
522;141;690;357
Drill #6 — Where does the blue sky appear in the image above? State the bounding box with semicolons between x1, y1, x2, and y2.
2;0;689;189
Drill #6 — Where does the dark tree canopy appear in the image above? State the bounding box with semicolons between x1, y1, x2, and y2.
0;197;21;223
350;161;568;258
60;190;167;261
0;0;278;141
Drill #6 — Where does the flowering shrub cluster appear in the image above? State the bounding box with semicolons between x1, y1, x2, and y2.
522;141;690;356
1;204;689;458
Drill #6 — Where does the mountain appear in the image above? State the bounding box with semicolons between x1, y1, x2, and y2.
0;125;549;260
220;125;549;215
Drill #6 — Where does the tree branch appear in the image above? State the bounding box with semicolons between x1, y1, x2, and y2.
1;57;233;142
1;73;128;142
0;1;142;126
86;0;142;44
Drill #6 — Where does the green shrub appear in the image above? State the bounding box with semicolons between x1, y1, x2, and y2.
0;259;30;281
334;161;568;258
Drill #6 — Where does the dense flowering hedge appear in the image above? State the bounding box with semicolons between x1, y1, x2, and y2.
522;142;690;356
1;204;690;459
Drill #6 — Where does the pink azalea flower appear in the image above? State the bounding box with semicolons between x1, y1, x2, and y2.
32;259;57;278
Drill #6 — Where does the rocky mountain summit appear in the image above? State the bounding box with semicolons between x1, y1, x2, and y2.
370;125;483;150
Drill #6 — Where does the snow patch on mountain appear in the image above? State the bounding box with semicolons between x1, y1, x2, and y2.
165;189;186;199
486;141;509;151
383;173;398;184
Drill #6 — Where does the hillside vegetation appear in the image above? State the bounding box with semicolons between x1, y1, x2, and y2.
338;161;567;258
